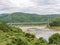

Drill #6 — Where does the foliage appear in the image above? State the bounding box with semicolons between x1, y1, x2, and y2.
0;12;60;23
0;23;11;32
49;18;60;26
35;37;48;45
0;23;36;45
25;33;35;42
49;33;60;44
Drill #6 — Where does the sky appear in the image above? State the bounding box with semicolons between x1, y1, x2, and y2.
0;0;60;14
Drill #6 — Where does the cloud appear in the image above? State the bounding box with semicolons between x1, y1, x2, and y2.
0;0;60;14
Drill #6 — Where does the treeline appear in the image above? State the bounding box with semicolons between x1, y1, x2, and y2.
0;12;60;23
0;23;60;45
49;18;60;26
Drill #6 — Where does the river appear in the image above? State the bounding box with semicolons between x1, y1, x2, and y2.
15;26;60;41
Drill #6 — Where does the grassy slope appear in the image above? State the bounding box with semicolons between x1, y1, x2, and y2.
0;12;60;23
0;23;37;45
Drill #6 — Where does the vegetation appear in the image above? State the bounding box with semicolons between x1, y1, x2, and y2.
0;23;36;45
49;18;60;30
0;12;60;45
0;23;60;45
49;33;60;45
49;18;60;26
35;37;48;45
0;12;60;23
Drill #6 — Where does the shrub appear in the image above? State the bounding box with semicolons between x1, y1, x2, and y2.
35;37;48;45
49;33;60;44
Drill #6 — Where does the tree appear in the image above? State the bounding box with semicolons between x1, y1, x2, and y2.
35;37;48;45
25;33;35;42
49;18;60;26
16;39;28;45
49;33;60;44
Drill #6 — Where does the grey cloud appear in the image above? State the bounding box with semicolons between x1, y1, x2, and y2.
32;0;60;5
0;0;60;14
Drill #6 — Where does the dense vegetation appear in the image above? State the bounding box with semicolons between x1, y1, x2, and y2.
49;18;60;26
0;23;47;45
0;23;60;45
0;12;60;23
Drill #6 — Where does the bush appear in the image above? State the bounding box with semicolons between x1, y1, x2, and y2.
16;38;28;45
0;23;12;32
35;37;48;45
49;18;60;26
6;43;12;45
49;33;60;44
25;33;35;42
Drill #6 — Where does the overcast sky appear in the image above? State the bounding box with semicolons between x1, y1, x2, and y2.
0;0;60;14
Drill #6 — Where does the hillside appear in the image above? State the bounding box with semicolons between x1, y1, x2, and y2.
0;23;37;45
0;12;60;23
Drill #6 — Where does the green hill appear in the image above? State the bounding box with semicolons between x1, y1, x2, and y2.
0;12;60;23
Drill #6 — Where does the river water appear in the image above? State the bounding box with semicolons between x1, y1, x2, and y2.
16;26;60;41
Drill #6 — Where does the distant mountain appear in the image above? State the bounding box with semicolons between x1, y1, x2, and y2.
0;12;60;23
